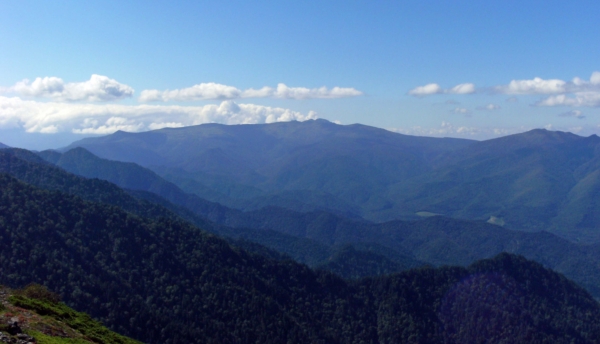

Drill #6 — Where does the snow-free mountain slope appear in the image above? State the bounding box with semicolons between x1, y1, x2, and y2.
28;147;600;297
64;119;474;217
65;122;600;242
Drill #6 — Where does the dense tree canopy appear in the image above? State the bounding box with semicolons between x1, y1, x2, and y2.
2;172;600;343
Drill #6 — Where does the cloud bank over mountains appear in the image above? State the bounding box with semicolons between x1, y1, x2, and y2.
0;97;317;134
0;75;361;134
409;71;600;108
139;83;363;102
2;71;599;140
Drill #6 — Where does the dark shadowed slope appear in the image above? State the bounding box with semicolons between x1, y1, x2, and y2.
31;147;600;297
5;148;419;278
2;173;600;343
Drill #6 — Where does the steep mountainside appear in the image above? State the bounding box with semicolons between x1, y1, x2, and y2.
65;121;600;242
5;148;417;278
1;173;600;342
31;147;600;297
390;129;600;241
64;119;473;217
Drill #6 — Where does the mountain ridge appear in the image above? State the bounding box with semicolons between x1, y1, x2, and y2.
63;121;600;241
1;175;599;342
29;146;600;297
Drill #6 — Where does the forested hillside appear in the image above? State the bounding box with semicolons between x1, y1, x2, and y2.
65;120;600;243
31;147;600;296
3;148;419;279
2;173;600;343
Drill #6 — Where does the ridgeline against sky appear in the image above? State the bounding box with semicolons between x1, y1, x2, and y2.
0;1;599;149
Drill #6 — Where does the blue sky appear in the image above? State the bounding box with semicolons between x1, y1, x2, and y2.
1;0;599;149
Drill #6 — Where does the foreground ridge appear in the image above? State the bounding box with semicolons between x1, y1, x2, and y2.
1;172;600;343
0;284;140;344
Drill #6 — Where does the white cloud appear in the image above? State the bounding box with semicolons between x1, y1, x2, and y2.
6;75;134;102
139;83;242;102
270;84;363;99
147;122;186;130
408;83;443;96
0;96;318;134
447;83;475;94
388;123;539;140
73;117;145;134
140;83;363;102
591;72;600;85
389;121;480;137
536;92;600;107
497;77;567;94
409;82;475;97
408;72;600;106
487;72;600;108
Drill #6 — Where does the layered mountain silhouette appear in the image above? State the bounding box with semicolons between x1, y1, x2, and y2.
64;119;473;219
2;160;600;342
0;142;9;149
66;120;600;243
24;147;600;298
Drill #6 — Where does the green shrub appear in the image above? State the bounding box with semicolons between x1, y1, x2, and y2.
16;283;61;304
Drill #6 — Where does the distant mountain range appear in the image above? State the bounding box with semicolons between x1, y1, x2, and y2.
1;154;600;342
3;121;600;342
64;120;600;243
0;142;9;149
63;119;472;219
24;146;600;298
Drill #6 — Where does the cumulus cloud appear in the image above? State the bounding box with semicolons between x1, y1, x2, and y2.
536;92;600;107
494;72;600;95
493;72;600;108
497;77;567;94
139;83;363;102
408;72;600;108
268;83;363;99
408;83;443;96
447;83;476;94
409;83;475;97
139;83;241;102
6;75;134;102
0;96;318;134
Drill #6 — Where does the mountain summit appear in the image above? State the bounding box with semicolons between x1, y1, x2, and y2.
66;121;600;242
